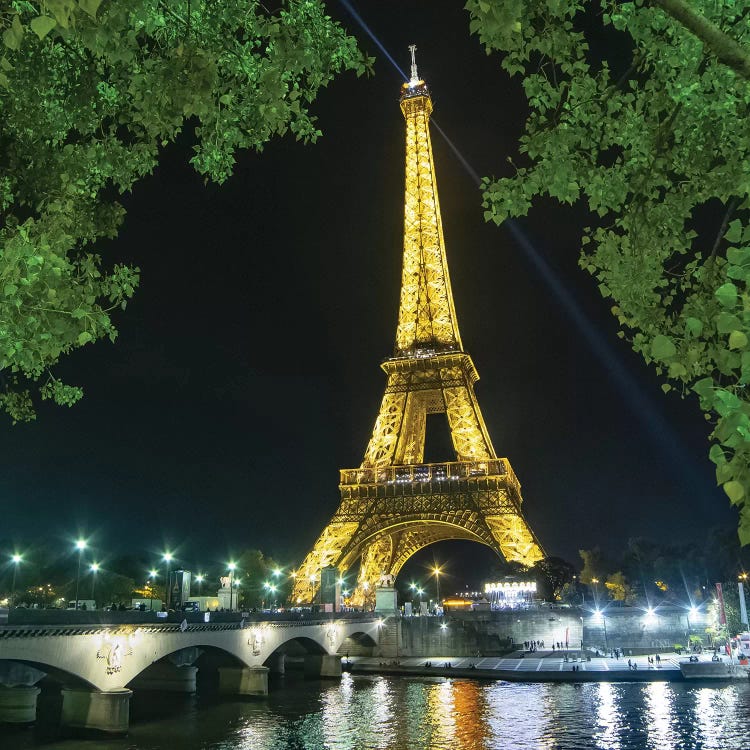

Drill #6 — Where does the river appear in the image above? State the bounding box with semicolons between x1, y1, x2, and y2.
4;673;750;749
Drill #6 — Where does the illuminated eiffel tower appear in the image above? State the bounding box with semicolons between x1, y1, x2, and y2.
292;48;544;606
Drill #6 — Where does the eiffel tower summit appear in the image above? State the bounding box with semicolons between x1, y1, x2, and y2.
292;47;544;607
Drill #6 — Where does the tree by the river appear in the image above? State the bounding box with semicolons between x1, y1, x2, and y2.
0;0;369;423
465;0;750;544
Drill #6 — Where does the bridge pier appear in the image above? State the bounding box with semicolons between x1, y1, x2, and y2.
129;661;198;693
304;654;342;679
60;687;132;735
0;685;42;724
218;666;269;697
267;653;286;675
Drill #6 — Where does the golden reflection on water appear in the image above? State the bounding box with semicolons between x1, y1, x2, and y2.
420;679;490;749
228;673;750;750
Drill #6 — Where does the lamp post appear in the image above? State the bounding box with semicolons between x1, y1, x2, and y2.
10;554;22;608
89;562;100;606
432;566;442;611
148;569;158;611
228;562;236;612
195;574;204;597
163;553;173;610
74;539;87;610
591;578;600;608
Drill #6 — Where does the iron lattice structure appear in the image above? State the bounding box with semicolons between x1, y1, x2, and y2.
293;54;544;607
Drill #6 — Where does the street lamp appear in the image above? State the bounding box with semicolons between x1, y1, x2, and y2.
593;609;608;651
74;539;87;610
591;578;600;608
163;553;173;610
228;562;236;612
432;566;442;609
10;554;22;608
89;562;100;606
148;569;158;611
195;574;205;597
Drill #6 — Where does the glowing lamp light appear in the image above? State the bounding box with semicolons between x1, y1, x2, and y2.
149;569;158;578
195;574;205;584
11;553;22;564
273;568;282;578
227;562;236;572
75;539;87;551
688;606;699;618
644;608;657;624
90;562;100;573
440;623;448;631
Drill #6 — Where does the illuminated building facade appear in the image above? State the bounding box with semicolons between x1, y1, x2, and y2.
293;48;544;607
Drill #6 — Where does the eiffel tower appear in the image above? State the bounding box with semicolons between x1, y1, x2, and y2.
292;48;544;607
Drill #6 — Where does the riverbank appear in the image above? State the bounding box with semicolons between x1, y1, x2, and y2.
345;650;749;683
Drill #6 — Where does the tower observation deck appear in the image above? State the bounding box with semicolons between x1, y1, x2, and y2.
292;48;544;607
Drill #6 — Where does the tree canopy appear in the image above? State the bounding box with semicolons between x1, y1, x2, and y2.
0;0;369;422
466;0;750;543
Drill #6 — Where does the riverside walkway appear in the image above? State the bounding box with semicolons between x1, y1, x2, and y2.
347;651;721;683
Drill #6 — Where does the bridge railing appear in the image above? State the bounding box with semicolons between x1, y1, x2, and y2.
2;608;377;628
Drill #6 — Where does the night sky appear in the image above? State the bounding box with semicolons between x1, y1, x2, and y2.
0;2;737;587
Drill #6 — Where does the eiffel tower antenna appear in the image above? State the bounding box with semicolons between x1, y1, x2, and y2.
408;44;419;85
292;53;544;608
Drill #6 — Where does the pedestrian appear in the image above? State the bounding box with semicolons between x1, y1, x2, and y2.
628;658;632;670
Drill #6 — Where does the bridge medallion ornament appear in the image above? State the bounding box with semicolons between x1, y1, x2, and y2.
96;635;133;676
292;47;545;607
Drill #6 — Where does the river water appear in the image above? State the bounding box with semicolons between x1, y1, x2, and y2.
5;673;750;750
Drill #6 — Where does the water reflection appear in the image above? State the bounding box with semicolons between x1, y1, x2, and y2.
5;675;750;750
593;682;623;749
643;682;678;749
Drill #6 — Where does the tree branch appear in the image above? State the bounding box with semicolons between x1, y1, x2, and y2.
653;0;750;80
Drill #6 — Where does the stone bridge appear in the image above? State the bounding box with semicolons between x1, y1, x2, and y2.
0;615;380;733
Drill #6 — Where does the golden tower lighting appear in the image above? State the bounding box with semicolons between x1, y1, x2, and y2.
293;47;544;607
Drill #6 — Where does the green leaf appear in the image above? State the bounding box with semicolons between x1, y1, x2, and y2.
43;0;73;28
30;15;57;40
692;377;714;400
723;480;745;505
77;0;102;17
729;330;748;350
715;282;738;308
2;16;24;51
709;444;726;465
726;219;743;244
651;334;676;361
685;317;703;337
77;331;92;345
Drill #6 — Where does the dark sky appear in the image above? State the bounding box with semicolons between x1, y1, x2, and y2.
0;2;736;586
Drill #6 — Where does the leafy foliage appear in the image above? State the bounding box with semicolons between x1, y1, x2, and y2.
466;0;750;543
0;0;370;421
530;555;577;599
